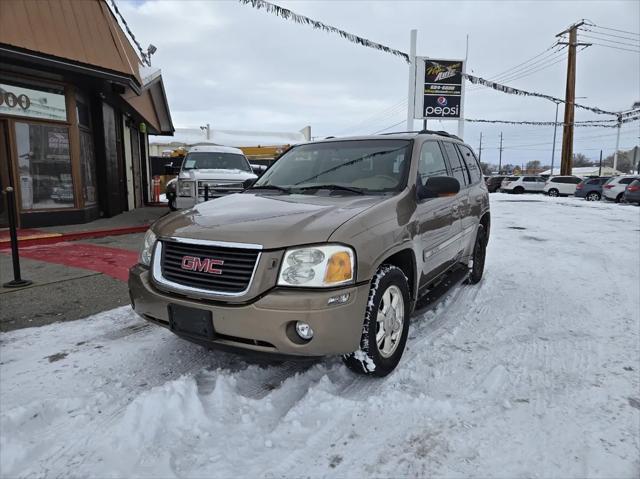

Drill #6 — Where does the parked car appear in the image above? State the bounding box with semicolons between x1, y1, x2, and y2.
485;175;505;193
622;179;640;205
543;175;583;197
129;131;490;376
501;175;546;194
174;145;258;210
603;175;640;203
574;177;610;201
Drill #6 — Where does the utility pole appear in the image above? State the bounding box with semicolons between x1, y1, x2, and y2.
406;29;417;130
550;100;561;176
634;145;639;174
557;21;590;176
598;150;603;177
498;132;503;173
478;132;483;162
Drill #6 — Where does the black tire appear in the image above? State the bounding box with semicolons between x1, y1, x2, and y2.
615;193;624;203
547;188;559;197
343;265;411;377
586;191;600;201
169;198;177;211
465;225;487;285
513;186;524;194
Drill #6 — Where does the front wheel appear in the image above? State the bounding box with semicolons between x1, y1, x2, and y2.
615;193;624;203
547;188;559;197
343;265;410;377
513;186;524;194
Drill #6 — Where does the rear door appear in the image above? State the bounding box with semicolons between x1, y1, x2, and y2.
523;176;544;192
441;141;471;257
457;143;486;246
415;140;462;286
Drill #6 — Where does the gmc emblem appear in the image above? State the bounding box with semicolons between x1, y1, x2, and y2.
180;255;224;275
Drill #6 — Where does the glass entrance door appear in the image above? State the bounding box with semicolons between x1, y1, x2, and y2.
0;120;13;228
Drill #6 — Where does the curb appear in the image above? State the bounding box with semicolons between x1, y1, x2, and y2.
0;225;150;250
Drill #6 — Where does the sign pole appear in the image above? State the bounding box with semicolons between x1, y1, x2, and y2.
458;35;469;139
2;187;32;288
406;29;417;131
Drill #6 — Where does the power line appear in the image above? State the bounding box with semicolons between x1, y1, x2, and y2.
580;28;640;43
497;52;568;84
578;33;640;48
586;23;640;38
586;42;640;54
337;99;408;135
372;119;406;134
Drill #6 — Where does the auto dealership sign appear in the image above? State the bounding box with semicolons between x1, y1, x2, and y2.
414;58;464;119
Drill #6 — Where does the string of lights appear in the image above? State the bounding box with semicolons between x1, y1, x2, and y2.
108;0;151;66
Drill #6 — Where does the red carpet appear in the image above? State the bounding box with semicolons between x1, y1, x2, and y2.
15;242;138;282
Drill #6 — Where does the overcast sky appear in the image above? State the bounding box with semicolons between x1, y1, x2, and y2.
120;0;639;166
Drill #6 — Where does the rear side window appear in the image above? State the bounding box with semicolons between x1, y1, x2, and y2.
620;177;638;185
523;176;537;182
599;178;610;184
507;176;519;181
570;177;582;184
550;177;562;183
457;144;482;184
441;142;469;187
587;179;599;185
418;141;448;183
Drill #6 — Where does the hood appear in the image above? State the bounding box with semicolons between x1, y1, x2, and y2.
153;192;385;249
179;169;257;181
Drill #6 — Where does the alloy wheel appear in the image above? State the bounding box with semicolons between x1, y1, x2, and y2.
376;285;405;358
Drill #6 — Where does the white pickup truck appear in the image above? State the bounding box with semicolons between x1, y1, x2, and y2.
167;145;258;210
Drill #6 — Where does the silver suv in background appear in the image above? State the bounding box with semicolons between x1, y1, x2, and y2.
174;145;257;210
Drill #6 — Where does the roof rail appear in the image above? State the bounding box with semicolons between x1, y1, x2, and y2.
379;129;462;141
418;129;463;141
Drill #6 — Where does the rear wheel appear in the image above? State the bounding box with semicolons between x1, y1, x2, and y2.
466;225;487;284
616;193;624;203
586;191;600;201
548;188;559;197
343;265;410;377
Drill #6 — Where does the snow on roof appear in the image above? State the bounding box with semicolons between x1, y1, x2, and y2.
540;166;623;176
150;127;306;148
188;144;243;154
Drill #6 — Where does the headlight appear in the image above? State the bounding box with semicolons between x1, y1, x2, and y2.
178;180;194;197
278;245;355;287
139;229;157;266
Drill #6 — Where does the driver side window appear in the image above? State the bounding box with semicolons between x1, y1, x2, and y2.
418;141;448;185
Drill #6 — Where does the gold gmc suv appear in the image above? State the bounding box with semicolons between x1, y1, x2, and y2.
129;131;490;376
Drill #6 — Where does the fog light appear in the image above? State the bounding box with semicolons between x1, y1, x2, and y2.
327;293;350;306
295;321;314;340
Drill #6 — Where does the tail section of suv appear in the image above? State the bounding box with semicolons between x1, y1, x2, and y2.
501;176;546;193
574;177;610;201
129;131;490;376
544;175;583;197
603;175;640;202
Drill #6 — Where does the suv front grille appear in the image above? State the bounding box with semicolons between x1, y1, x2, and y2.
197;181;244;198
160;240;259;294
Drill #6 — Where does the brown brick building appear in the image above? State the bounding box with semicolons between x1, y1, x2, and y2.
0;0;173;227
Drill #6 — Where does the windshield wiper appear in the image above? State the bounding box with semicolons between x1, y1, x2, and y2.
249;184;291;193
297;184;365;195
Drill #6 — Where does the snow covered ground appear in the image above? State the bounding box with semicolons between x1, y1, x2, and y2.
1;194;639;478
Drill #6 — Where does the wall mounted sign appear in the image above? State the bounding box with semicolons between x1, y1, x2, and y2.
0;82;67;121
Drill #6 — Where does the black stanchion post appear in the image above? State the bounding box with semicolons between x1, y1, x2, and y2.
3;187;32;288
204;184;209;202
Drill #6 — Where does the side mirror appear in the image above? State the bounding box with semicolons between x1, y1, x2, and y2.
417;176;460;200
242;178;256;190
250;164;266;176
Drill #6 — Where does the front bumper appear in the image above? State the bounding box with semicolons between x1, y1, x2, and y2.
128;265;369;357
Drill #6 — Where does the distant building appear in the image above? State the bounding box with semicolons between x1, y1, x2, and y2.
540;166;623;177
0;0;173;227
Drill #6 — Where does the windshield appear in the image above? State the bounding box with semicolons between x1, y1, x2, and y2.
253;140;412;193
182;152;251;172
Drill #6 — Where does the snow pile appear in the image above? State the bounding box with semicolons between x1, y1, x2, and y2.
1;195;639;478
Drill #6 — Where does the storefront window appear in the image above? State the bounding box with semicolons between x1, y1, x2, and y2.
14;122;74;209
80;130;97;205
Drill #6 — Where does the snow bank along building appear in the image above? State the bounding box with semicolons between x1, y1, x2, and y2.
0;0;173;228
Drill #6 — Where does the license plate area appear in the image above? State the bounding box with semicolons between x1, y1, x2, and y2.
168;304;215;339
